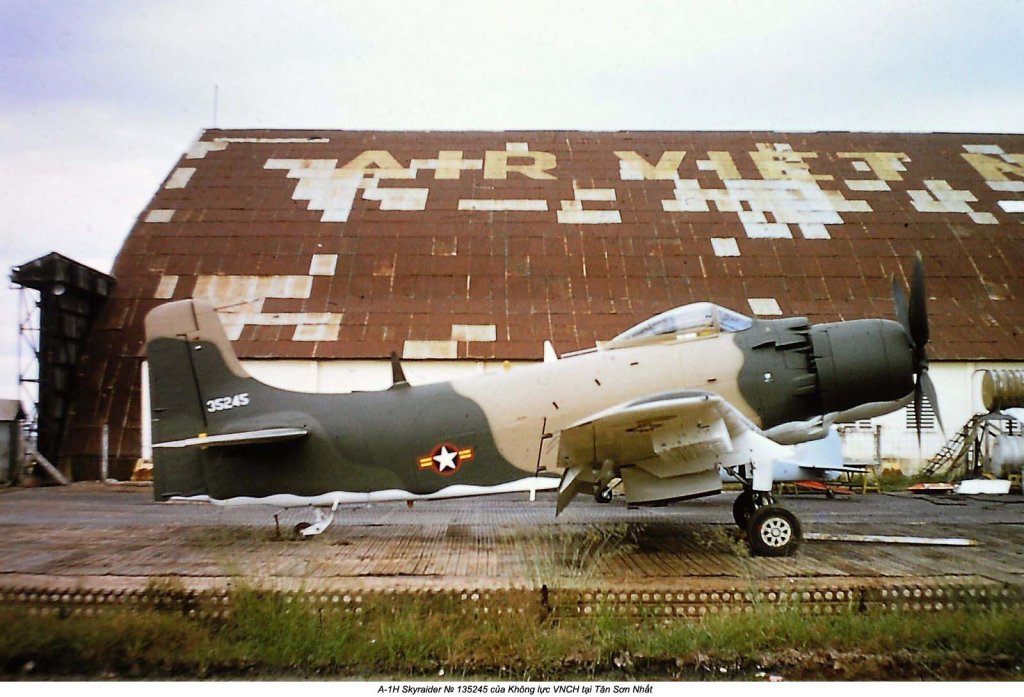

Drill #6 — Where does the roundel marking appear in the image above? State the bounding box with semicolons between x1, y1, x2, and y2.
417;442;475;476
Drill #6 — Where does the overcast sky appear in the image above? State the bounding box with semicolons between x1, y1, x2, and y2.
1;0;1022;401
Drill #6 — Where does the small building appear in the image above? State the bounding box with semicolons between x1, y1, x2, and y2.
56;130;1024;479
0;400;25;485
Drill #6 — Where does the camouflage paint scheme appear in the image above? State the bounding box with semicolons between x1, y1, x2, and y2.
146;299;914;513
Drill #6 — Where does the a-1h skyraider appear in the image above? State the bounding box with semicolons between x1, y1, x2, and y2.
147;256;939;557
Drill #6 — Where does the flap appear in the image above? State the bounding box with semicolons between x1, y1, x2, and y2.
556;391;757;477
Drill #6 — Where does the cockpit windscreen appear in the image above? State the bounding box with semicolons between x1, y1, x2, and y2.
610;302;753;345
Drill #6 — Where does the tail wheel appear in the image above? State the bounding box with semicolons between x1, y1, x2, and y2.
594;487;613;504
732;489;755;529
747;505;802;557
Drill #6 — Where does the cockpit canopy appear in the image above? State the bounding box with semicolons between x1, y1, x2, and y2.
602;302;753;349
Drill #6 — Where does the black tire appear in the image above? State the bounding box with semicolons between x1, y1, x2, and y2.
747;505;801;557
294;522;312;535
594;487;613;504
732;489;755;529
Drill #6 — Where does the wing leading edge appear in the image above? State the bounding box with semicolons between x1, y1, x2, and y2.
555;391;787;514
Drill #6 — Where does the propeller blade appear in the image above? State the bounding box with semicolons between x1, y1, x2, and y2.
909;252;929;350
919;370;945;437
914;379;923;448
892;275;910;337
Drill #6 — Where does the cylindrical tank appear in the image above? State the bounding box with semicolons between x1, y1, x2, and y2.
990;434;1024;476
981;370;1024;411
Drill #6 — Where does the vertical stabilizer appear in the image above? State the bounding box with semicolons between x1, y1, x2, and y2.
145;300;251;499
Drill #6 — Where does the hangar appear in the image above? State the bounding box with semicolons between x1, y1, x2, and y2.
51;130;1024;480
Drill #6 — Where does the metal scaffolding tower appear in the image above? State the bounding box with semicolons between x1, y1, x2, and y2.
10;253;114;470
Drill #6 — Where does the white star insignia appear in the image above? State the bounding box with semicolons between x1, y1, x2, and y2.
433;445;459;472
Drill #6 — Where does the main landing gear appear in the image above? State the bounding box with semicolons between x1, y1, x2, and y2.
732;488;801;557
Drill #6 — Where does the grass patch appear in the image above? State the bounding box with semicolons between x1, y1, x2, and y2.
2;589;1023;679
523;523;638;587
875;470;957;491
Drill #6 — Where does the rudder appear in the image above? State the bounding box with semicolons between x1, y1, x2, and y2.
145;300;252;499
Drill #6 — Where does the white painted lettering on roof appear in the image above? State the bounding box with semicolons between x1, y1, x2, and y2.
410;151;483;179
961;145;1024;192
484;149;557;180
254;143;1016;231
710;238;740;257
186;258;346;342
219;137;330;144
557;181;621;224
194;275;313;306
145;209;175;223
309;254;338;276
747;298;783;316
361;180;429;210
265;158;362;222
908;180;997;224
662;180;711;213
155;275;178;299
665;174;868;240
837;152;909;180
217;312;342;342
165;168;196;189
458;199;548;212
403;340;458;360
750;143;832;182
845;179;891;191
451;324;497;342
614;151;686;180
987;181;1024;193
186;137;330;159
964;144;1008;155
186;141;229;159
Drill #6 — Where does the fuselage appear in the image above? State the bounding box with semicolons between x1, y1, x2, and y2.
147;299;917;504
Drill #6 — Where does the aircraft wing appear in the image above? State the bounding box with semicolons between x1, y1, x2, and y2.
555;391;787;513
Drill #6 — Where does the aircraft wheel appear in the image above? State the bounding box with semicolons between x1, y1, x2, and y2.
732;490;755;529
294;522;312;535
747;505;801;557
594;487;613;504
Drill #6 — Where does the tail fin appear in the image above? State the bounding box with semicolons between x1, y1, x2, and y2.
145;300;252;499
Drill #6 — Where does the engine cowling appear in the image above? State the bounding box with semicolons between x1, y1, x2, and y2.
736;317;914;429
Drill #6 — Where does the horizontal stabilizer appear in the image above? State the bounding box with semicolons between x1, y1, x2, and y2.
154;427;308;449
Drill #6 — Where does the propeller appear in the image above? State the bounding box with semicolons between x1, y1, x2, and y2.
892;252;944;441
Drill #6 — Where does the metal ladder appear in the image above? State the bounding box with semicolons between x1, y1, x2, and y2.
923;415;983;478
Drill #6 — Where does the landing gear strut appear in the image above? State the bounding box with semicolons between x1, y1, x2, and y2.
593;467;620;504
732;489;755;529
294;500;340;538
731;486;801;557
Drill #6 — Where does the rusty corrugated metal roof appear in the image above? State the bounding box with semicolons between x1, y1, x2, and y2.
66;130;1024;478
